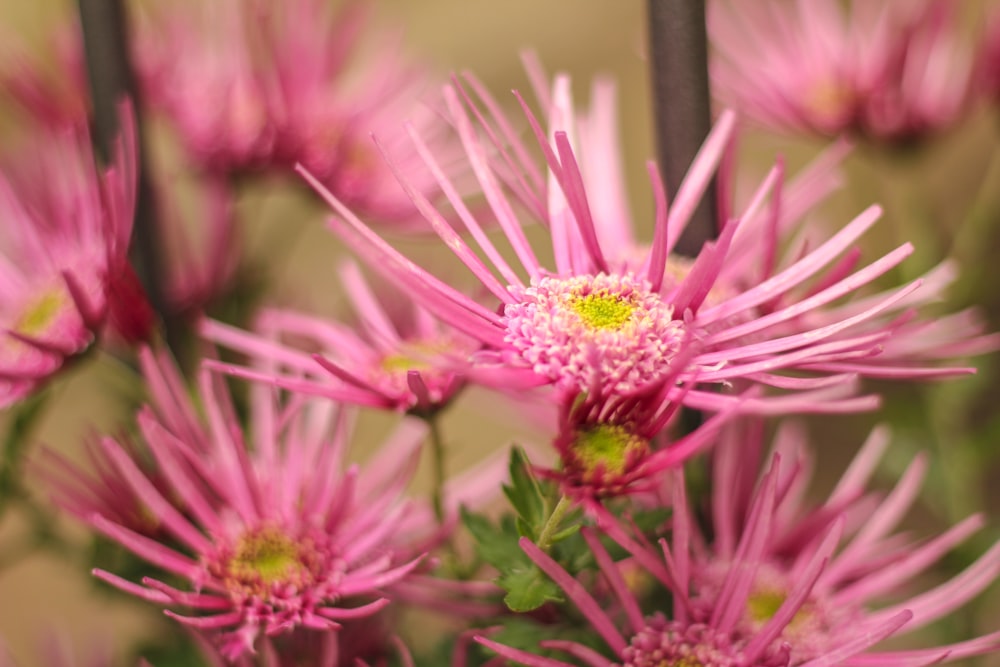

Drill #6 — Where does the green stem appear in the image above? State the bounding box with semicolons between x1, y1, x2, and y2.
426;414;446;524
0;394;49;520
536;495;573;552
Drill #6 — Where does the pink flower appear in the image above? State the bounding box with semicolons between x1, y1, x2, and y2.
0;23;89;130
480;422;1000;666
136;0;456;227
201;261;474;414
155;173;239;319
0;114;136;407
305;67;991;430
684;420;1000;665
709;0;980;142
135;0;282;173
77;350;427;659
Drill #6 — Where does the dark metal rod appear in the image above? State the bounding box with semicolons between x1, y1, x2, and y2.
77;0;176;349
646;0;718;257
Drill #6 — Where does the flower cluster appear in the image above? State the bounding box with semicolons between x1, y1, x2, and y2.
0;1;997;665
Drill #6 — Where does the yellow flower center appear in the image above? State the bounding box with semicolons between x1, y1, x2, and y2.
380;339;452;374
570;292;635;331
229;528;303;586
14;289;67;337
572;424;649;479
747;589;787;624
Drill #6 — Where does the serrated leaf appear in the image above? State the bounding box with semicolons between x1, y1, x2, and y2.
461;507;528;569
502;446;546;532
500;564;563;612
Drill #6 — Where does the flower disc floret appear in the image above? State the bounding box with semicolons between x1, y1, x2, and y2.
503;273;685;394
14;288;70;337
568;424;649;485
623;616;743;667
209;526;340;604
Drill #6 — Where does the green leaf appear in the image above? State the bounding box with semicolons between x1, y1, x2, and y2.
500;564;562;612
549;522;582;543
461;507;527;569
502;446;547;534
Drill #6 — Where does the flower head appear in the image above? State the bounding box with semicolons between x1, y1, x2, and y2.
137;0;455;227
687;421;1000;665
481;422;1000;667
76;350;427;658
306;64;993;437
709;0;979;142
0;113;138;407
201;261;473;414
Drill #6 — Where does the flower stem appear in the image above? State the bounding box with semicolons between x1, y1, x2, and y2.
426;414;447;524
536;495;573;552
0;394;49;521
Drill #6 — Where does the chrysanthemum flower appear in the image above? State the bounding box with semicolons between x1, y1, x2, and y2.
76;352;427;659
135;0;282;173
136;0;456;227
480;428;1000;667
709;0;979;142
0;114;137;408
155;172;239;319
304;66;991;432
200;261;474;414
0;24;89;130
686;420;1000;665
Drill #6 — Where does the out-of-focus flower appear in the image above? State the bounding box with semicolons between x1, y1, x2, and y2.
136;0;455;227
690;420;1000;665
709;0;980;142
135;0;282;173
306;66;994;438
0;113;138;408
155;173;239;319
481;423;1000;666
978;9;1000;102
201;261;474;415
76;351;426;659
34;348;204;537
0;24;89;129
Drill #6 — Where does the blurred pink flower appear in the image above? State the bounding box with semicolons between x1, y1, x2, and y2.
155;173;240;319
135;0;282;173
0;23;89;130
685;420;1000;665
136;0;456;227
201;261;475;414
79;354;427;658
710;0;980;142
0;114;137;407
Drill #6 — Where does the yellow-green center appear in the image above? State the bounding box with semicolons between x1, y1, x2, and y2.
747;589;787;623
668;659;705;667
229;528;302;585
15;289;66;337
572;424;649;478
570;292;635;331
380;339;451;374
